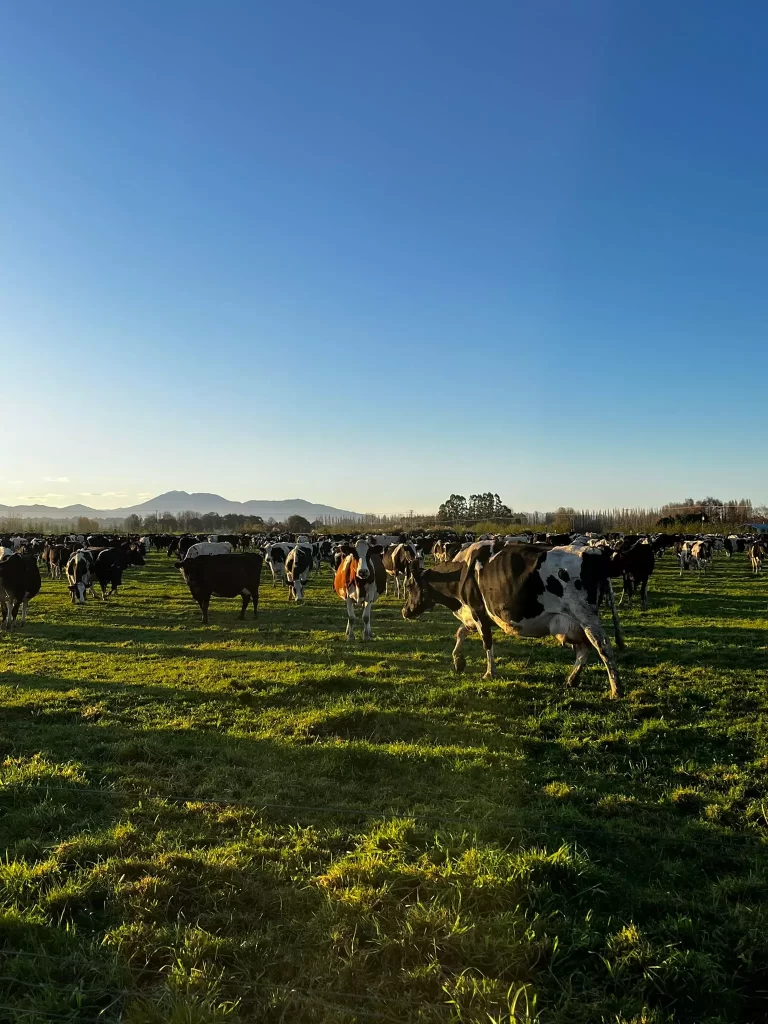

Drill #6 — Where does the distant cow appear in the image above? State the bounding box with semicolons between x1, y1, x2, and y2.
183;541;233;560
176;553;264;624
333;539;387;640
66;551;94;604
265;543;291;586
401;543;621;697
285;544;313;602
678;540;711;574
724;536;746;558
0;555;42;629
749;541;765;574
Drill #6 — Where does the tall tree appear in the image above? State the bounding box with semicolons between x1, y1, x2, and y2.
437;494;468;520
286;514;312;533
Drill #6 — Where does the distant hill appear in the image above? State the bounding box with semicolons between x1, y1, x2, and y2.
0;491;364;523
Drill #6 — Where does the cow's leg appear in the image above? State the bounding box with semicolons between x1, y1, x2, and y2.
240;593;249;619
362;600;373;640
478;617;496;680
20;598;28;625
582;620;621;698
639;578;649;612
567;643;591;686
199;595;210;625
452;625;469;673
345;595;356;640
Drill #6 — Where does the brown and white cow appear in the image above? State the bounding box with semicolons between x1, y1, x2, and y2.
333;538;387;640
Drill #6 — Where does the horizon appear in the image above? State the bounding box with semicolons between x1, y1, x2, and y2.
3;2;767;508
0;486;764;519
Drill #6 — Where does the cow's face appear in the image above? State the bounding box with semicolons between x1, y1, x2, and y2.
352;539;372;580
401;567;433;619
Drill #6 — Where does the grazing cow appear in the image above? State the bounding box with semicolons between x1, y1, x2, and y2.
382;542;422;598
176;553;264;624
333;539;387;640
285;544;313;602
401;543;621;697
749;541;765;574
0;555;42;629
183;541;233;560
66;551;94;604
265;542;291;586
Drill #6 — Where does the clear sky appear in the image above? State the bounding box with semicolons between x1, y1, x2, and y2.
2;1;766;514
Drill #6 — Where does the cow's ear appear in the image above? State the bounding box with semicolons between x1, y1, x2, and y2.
369;545;383;556
340;543;354;555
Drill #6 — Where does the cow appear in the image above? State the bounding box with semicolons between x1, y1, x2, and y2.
0;555;42;629
265;542;291;586
749;541;765;574
401;543;621;697
678;540;711;574
382;542;422;598
183;541;233;560
65;550;94;604
611;535;669;611
454;539;504;565
43;543;72;579
285;544;313;602
175;553;264;624
333;539;387;640
724;536;746;558
177;536;197;560
0;546;14;562
80;545;142;599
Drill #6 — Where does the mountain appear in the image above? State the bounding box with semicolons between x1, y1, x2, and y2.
0;491;364;523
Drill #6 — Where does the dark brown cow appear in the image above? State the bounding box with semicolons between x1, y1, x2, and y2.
176;553;264;624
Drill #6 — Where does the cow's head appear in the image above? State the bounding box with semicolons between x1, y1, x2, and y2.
288;575;305;603
401;565;434;619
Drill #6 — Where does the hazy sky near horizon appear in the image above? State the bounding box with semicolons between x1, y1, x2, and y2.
2;1;767;514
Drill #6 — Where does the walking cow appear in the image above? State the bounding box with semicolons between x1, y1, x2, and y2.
401;542;621;698
334;539;387;640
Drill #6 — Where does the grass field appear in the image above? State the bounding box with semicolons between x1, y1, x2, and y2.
1;551;767;1023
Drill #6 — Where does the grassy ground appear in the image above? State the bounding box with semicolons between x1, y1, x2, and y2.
0;551;767;1023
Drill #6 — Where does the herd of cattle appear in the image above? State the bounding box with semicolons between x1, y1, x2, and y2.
0;527;764;698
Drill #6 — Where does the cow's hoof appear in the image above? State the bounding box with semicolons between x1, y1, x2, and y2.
482;671;496;681
453;654;466;674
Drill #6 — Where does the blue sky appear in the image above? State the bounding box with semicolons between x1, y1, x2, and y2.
2;1;766;514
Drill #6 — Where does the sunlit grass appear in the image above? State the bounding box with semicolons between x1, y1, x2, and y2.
0;551;766;1022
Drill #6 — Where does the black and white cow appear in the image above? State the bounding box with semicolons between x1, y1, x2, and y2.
0;555;42;629
382;542;422;598
724;536;746;558
749;540;765;574
265;542;291;586
401;542;621;697
65;551;94;604
285;544;313;602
